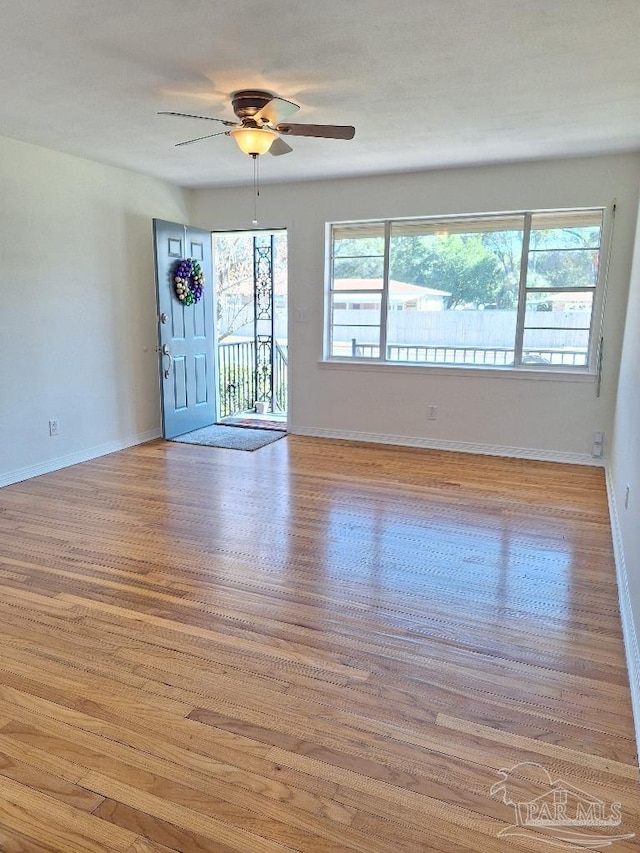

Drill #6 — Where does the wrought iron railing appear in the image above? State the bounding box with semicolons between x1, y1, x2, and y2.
348;339;587;367
218;340;256;419
273;342;288;413
218;340;288;418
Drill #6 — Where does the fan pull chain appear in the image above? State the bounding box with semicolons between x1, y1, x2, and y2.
252;154;259;225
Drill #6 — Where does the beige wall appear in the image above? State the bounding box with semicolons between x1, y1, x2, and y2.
191;153;640;462
0;135;190;484
609;186;640;742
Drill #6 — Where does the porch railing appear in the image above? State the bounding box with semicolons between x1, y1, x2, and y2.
218;340;256;419
273;342;288;413
218;340;288;419
349;340;587;367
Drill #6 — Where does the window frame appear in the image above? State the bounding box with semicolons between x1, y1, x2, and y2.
324;207;609;376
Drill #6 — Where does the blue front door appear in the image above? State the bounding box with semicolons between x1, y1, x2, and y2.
153;220;216;438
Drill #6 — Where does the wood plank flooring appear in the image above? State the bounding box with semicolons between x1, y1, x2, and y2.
0;436;637;852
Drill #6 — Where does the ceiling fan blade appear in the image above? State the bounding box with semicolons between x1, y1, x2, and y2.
276;123;355;140
175;131;229;147
269;137;293;156
254;96;300;127
158;111;238;127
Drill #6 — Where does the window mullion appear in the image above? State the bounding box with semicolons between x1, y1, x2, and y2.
379;220;391;361
524;286;596;294
514;214;532;366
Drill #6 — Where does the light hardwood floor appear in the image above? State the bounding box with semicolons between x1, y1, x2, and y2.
0;436;637;852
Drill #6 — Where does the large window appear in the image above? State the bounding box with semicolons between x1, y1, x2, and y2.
327;209;605;371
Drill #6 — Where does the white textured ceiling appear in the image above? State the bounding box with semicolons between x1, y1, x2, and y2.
1;0;639;187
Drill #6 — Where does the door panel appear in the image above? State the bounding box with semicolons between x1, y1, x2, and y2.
153;219;216;438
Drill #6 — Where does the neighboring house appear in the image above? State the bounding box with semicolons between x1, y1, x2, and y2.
333;278;450;311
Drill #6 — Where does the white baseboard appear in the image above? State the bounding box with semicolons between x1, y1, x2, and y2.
289;425;603;467
0;428;162;488
605;465;640;754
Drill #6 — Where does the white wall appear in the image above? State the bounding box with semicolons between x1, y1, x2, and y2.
0;135;190;485
609;188;640;743
191;153;640;462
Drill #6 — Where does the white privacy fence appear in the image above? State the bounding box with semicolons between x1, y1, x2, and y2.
332;309;592;348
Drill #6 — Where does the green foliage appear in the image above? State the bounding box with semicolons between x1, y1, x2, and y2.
332;236;384;281
422;235;501;309
218;362;253;419
480;230;523;308
388;236;431;285
388;234;504;308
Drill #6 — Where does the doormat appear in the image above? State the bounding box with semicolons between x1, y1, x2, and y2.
170;424;285;451
221;417;287;432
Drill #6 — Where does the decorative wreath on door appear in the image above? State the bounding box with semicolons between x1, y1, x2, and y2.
174;258;205;306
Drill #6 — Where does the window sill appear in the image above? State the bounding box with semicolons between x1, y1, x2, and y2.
318;358;597;382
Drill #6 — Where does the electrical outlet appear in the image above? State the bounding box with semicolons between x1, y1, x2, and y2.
625;485;631;511
49;419;59;437
427;405;438;421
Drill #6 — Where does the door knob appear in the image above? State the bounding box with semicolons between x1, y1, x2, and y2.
160;343;173;379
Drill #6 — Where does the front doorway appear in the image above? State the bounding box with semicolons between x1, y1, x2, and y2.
213;230;288;430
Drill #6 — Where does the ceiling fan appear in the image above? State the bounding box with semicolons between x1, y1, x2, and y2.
159;89;355;157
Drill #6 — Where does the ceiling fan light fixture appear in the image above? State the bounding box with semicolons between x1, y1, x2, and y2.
230;127;277;156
